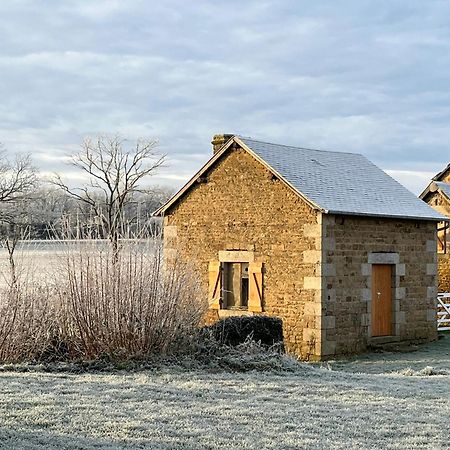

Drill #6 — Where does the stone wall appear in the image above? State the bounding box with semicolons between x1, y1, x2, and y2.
320;215;438;356
438;253;450;292
163;147;323;358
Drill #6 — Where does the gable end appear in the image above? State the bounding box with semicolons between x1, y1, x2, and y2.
153;136;322;216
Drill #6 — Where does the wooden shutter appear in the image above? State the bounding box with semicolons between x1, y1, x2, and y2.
208;261;222;310
248;262;263;312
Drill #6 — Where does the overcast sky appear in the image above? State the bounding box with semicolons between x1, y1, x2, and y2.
1;0;449;194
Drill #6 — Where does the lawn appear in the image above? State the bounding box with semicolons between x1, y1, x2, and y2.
0;335;449;450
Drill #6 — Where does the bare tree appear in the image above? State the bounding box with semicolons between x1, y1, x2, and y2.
52;135;165;257
0;147;38;284
0;148;36;203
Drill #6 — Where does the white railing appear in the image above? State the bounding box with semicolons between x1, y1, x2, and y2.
437;293;450;331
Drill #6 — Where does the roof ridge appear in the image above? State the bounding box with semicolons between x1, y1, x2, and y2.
238;136;364;157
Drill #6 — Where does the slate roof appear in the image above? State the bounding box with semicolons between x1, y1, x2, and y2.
238;137;445;221
155;135;445;221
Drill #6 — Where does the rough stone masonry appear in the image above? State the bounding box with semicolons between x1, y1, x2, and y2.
158;136;439;359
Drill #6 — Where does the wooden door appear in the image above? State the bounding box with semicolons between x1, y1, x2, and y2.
371;265;393;337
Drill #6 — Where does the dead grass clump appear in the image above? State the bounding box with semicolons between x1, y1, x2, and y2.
189;324;296;372
199;340;297;372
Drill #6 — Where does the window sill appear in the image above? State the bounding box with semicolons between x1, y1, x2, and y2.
217;309;255;319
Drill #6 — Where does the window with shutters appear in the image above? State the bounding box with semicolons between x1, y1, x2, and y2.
208;259;263;313
223;262;249;309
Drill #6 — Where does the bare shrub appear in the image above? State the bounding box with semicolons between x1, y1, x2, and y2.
0;278;56;363
55;239;207;361
0;237;206;363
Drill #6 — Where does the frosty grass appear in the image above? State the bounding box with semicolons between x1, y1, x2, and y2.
0;335;449;450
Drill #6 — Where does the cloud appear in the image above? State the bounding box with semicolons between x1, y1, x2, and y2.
386;170;436;195
0;0;449;196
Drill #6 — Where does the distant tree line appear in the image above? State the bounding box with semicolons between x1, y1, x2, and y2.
4;186;173;240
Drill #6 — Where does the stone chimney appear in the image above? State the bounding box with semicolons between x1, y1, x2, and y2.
211;134;234;154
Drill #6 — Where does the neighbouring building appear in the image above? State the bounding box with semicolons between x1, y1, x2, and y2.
420;165;450;292
154;134;445;359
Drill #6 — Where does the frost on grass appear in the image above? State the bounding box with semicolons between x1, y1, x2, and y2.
330;333;450;375
397;366;449;376
0;336;449;450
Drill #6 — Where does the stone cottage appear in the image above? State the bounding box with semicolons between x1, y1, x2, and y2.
154;134;444;359
420;164;450;292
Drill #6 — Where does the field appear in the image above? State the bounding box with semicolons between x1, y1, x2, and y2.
0;335;449;450
0;242;448;449
0;240;141;285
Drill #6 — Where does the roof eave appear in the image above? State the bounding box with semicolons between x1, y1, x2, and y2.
419;181;450;206
419;181;434;200
325;209;447;222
